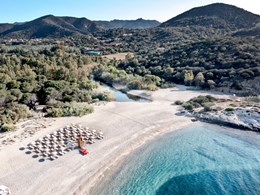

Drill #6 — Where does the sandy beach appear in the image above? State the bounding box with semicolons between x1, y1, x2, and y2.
0;86;230;195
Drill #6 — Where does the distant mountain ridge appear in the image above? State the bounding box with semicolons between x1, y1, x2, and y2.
0;16;160;38
95;18;160;29
0;15;101;38
160;3;260;30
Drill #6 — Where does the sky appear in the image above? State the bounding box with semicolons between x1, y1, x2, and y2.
0;0;259;23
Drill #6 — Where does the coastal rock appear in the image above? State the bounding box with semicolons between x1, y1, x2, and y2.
193;108;260;131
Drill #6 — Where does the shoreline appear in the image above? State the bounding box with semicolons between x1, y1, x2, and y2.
88;123;260;195
77;120;192;195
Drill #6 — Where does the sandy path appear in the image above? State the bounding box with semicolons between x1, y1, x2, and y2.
0;86;231;195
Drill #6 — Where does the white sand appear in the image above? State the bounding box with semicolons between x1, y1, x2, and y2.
0;86;230;195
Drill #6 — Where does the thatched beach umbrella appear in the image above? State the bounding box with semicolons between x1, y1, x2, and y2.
35;148;41;153
49;155;55;161
52;137;57;141
28;145;34;150
42;152;49;158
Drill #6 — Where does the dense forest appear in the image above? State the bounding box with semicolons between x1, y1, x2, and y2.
0;45;107;130
93;28;260;94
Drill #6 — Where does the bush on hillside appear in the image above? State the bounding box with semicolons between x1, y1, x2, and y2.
44;102;94;117
182;102;194;111
0;103;30;124
225;107;234;112
182;95;217;111
174;100;183;105
91;91;114;101
0;124;16;132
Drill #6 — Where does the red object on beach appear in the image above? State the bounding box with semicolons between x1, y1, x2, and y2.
80;149;89;155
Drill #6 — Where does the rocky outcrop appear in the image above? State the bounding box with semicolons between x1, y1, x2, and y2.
193;108;260;131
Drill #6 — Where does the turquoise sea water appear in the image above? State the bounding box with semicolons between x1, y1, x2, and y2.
94;124;260;195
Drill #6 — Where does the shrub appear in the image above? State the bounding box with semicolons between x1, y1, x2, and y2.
79;80;98;90
182;95;217;111
45;107;64;117
0;84;6;90
182;103;194;111
207;80;216;89
0;103;30;124
192;102;202;108
160;82;176;88
225;107;234;112
6;80;21;89
19;93;37;104
92;91;114;101
127;80;143;90
45;102;94;117
203;105;213;112
10;89;23;101
201;102;214;108
190;95;216;105
1;124;16;132
187;95;217;108
174;100;183;105
145;84;158;91
92;98;99;103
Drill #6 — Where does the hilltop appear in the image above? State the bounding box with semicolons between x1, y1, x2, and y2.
160;3;260;31
0;15;101;38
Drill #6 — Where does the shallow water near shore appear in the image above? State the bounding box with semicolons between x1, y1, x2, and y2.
101;83;148;102
94;124;260;195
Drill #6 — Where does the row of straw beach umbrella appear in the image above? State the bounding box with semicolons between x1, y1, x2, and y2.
27;123;104;160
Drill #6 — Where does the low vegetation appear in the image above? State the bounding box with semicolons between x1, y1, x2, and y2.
180;95;217;111
0;124;16;132
225;107;235;112
44;102;94;117
0;103;30;124
174;100;183;105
